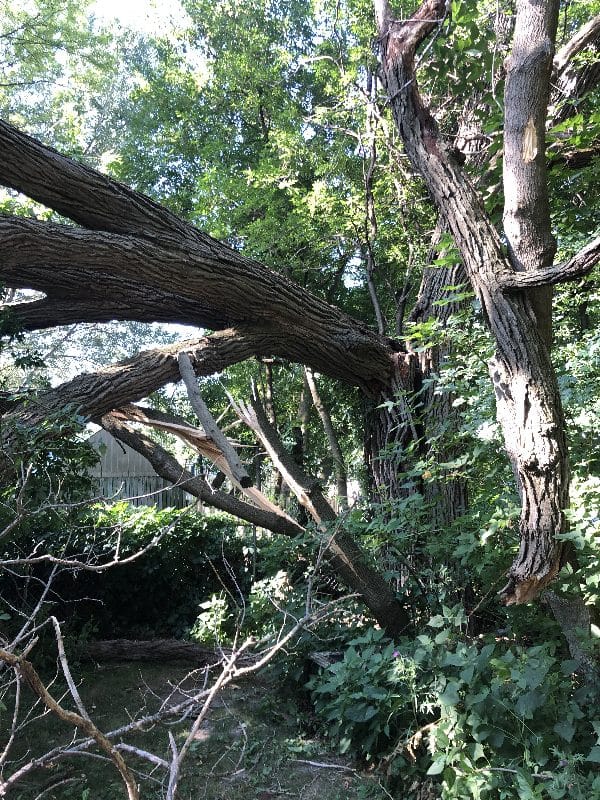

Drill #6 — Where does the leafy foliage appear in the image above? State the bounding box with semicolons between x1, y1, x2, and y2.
308;615;600;799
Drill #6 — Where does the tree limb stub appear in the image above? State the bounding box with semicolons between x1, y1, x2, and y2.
101;412;305;538
115;404;290;519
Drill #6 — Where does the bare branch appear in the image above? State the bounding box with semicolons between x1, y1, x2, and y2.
178;352;252;488
554;13;600;77
233;385;337;524
0;598;349;796
112;405;297;521
231;386;410;634
500;237;600;290
304;368;348;507
50;618;90;721
0;647;139;800
551;13;600;122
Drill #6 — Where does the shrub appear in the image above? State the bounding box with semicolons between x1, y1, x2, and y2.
308;606;600;799
50;504;252;638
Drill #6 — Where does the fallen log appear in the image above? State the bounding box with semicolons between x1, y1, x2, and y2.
85;639;232;664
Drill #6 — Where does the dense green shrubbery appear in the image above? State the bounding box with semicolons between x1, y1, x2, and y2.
49;503;253;638
307;610;600;799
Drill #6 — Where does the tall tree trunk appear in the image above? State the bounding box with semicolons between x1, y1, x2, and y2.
374;0;569;603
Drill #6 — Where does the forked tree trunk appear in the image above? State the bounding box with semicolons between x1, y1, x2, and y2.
374;0;569;603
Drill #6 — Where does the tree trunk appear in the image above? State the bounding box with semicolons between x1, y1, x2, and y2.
374;0;569;603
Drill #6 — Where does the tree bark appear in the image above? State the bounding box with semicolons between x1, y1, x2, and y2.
0;215;395;388
503;0;559;347
374;0;570;603
84;639;253;664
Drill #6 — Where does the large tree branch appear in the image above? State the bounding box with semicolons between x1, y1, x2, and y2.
0;119;211;245
114;404;293;519
0;215;396;387
231;386;410;635
104;408;410;636
235;387;337;525
2;295;221;331
500;236;600;290
553;13;600;77
6;331;261;424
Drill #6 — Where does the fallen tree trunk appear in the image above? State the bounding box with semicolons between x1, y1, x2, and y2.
84;638;253;665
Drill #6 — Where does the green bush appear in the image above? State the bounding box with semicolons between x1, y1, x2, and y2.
308;608;600;799
49;503;253;639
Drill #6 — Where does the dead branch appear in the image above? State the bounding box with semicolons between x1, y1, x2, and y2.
177;352;252;488
0;647;139;800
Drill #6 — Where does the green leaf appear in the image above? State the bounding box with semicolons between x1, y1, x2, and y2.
427;756;446;775
344;704;378;723
587;746;600;763
439;682;461;706
515;690;545;718
435;629;450;644
553;720;576;742
428;615;445;628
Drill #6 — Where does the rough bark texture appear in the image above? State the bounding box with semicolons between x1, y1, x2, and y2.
374;0;570;603
2;331;261;426
0;130;397;390
503;0;559;347
410;259;469;527
3;1;599;614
